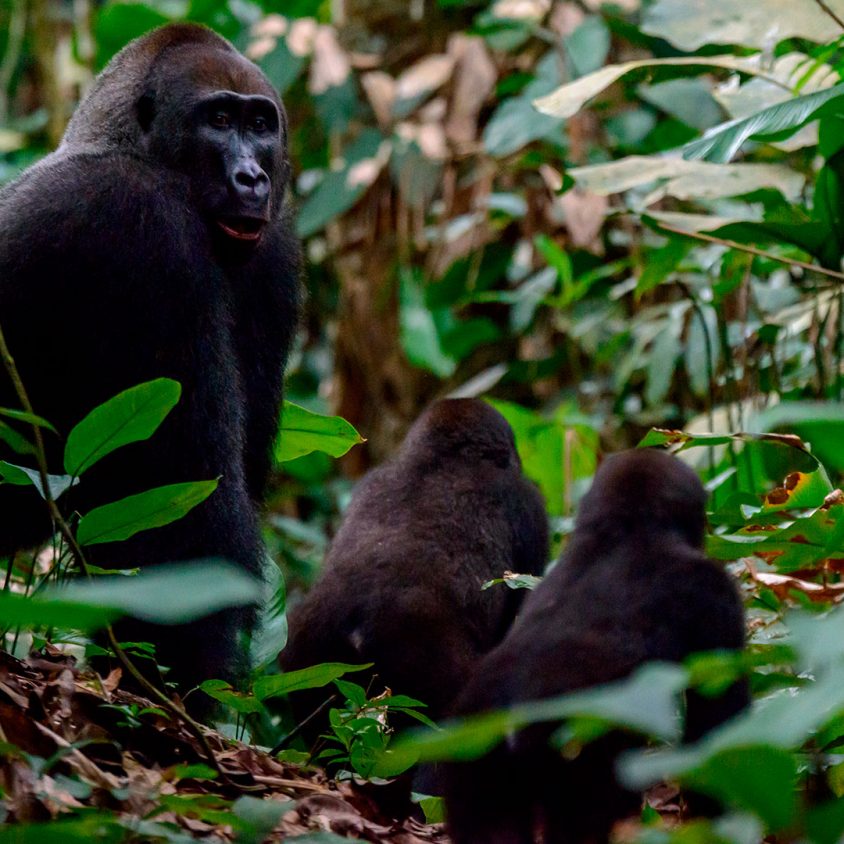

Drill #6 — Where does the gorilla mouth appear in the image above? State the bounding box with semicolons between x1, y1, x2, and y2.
217;217;265;242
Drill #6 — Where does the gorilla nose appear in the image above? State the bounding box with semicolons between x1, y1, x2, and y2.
232;163;270;206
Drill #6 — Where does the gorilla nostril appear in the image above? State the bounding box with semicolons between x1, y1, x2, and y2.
234;167;269;198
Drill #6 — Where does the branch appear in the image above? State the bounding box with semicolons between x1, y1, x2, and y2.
813;0;844;31
652;221;844;282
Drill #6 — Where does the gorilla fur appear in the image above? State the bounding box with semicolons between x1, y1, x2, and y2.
0;24;301;693
444;448;749;844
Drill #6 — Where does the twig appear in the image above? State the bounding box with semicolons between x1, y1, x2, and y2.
813;0;844;31
652;221;844;281
270;693;337;756
0;320;234;787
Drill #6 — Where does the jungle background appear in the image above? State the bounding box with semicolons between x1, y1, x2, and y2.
4;0;844;841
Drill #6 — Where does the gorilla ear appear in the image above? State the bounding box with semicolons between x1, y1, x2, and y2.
136;92;155;132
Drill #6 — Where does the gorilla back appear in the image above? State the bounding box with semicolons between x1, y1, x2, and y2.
280;398;549;725
444;449;749;844
0;24;301;691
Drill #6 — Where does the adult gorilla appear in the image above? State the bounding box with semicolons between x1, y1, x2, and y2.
0;24;301;693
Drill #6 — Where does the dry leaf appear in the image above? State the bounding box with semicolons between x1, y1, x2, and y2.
309;26;349;94
446;35;497;144
558;188;608;249
289;17;318;58
362;71;397;128
492;0;551;20
395;54;455;103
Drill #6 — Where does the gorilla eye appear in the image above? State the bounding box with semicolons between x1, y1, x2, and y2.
210;111;231;129
250;116;269;133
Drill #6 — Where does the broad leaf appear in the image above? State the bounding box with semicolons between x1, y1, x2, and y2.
76;480;217;545
643;0;844;50
0;461;76;500
684;83;844;163
64;379;181;477
53;560;262;624
275;402;364;463
253;662;373;701
392;663;687;766
535;55;769;120
296;129;388;238
0;590;121;632
0;407;56;432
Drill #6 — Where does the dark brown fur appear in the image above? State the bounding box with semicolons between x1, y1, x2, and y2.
0;24;301;694
280;399;549;727
444;449;749;844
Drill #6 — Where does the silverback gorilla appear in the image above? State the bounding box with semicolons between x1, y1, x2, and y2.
0;25;301;692
444;449;749;844
280;398;549;727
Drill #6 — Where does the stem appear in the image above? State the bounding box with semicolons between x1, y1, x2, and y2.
653;221;844;282
0;321;234;787
813;0;844;30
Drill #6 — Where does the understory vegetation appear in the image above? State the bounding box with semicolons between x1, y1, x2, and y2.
4;0;844;841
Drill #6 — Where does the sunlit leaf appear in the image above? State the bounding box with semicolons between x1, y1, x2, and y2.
684;83;844;163
275;402;364;463
535;55;768;120
643;0;844;50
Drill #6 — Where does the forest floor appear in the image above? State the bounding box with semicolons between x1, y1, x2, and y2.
0;649;450;842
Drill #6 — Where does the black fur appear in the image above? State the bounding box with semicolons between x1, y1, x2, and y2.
280;398;549;726
0;24;301;692
444;449;749;844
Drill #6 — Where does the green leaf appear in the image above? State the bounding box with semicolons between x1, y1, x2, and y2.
684;82;844;163
808;797;844;844
275;402;364;463
296;130;387;238
94;4;170;68
253;662;373;701
51;560;262;625
0;407;56;432
233;795;297;844
484;78;563;157
620;661;844;791
417;796;446;824
0;420;34;455
399;267;457;377
76;480;217;545
0;590;121;632
392;663;687;766
0;815;125;843
489;399;598;517
685;746;799;831
636;238;694;295
752;402;844;473
64;378;181;477
199;680;265;714
0;461;77;500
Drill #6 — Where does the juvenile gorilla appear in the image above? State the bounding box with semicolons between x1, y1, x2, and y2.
0;25;301;690
280;398;549;724
444;449;749;844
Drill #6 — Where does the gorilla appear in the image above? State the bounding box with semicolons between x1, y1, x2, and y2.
444;449;749;844
280;398;549;729
0;24;301;693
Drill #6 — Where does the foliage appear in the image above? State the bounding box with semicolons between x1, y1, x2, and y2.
5;0;844;840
